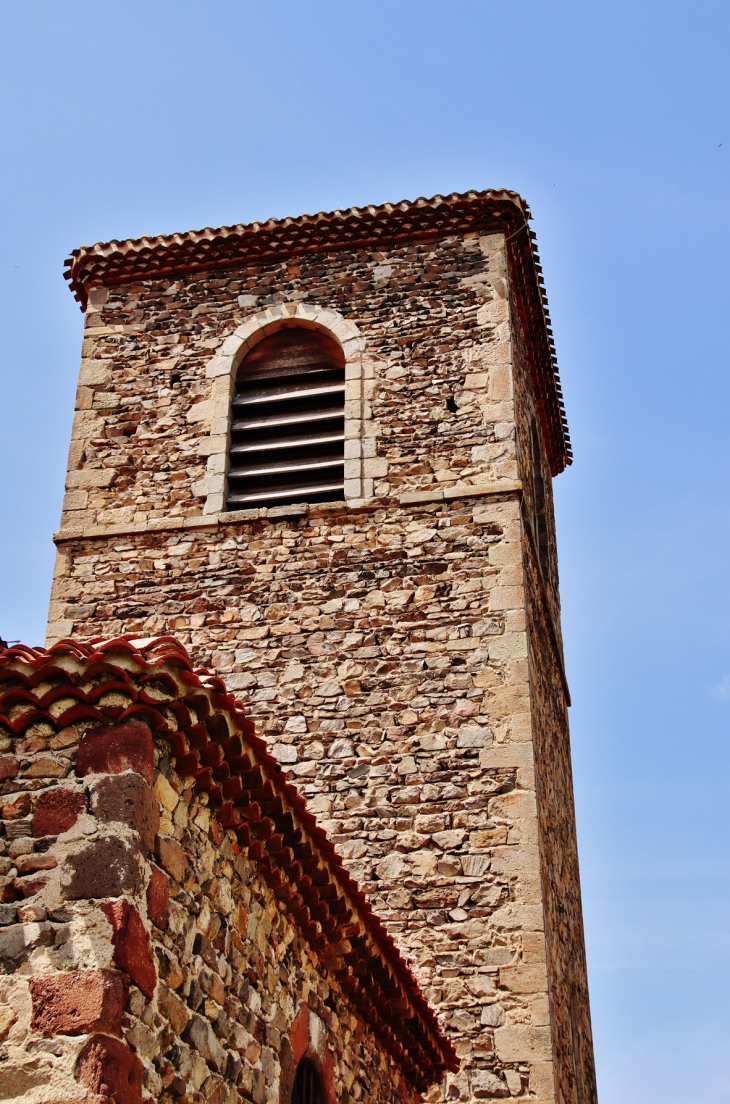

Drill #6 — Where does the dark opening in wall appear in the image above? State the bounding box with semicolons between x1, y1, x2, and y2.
227;327;345;510
292;1059;324;1104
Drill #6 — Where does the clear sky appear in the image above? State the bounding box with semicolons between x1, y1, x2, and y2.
1;2;728;1100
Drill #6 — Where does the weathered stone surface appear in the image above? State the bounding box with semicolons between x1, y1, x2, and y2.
157;982;189;1034
2;793;30;819
30;969;128;1036
61;837;143;900
31;788;86;836
76;1034;144;1104
155;835;187;884
0;757;18;780
471;1069;509;1098
91;771;160;851
76;721;154;784
0;922;54;967
146;863;169;929
100;899;156;999
15;873;52;898
183;1012;227;1072
15;853;57;875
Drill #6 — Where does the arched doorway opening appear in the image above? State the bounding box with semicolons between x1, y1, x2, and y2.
291;1057;325;1104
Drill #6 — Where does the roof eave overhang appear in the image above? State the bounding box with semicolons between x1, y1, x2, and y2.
63;189;571;472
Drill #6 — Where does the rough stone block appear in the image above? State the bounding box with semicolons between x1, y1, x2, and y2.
32;788;86;837
23;758;66;779
30;969;128;1036
183;1012;227;1072
157;981;189;1035
146;863;170;929
480;1003;506;1027
15;873;52;897
155;836;188;885
472;1069;509;1097
91;772;160;852
0;922;54;967
61;837;143;900
76;721;154;784
100;899;157;999
15;854;57;875
0;758;18;781
456;725;493;748
2;793;30;819
76;1034;144;1104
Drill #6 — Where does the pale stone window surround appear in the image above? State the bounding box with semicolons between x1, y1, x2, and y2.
194;302;383;515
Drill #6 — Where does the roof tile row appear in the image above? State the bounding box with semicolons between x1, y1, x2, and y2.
64;189;571;473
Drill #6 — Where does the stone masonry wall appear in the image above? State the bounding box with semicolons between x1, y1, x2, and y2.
48;494;555;1103
56;232;513;536
510;295;596;1104
521;548;597;1104
0;713;425;1104
46;221;596;1104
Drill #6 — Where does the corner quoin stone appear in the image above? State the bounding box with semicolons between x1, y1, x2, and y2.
76;720;154;784
90;771;160;852
30;969;129;1037
75;1033;145;1104
61;836;144;900
101;899;157;1000
31;788;86;837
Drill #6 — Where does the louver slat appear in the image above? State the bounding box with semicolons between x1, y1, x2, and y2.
226;329;346;510
232;407;343;432
229;458;343;478
231;432;344;454
232;382;345;406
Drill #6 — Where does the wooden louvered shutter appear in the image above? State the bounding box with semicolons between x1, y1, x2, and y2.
227;328;345;510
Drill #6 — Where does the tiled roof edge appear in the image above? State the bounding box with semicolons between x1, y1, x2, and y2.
63;188;570;473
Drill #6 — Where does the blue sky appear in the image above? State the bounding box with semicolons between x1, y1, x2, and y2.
1;3;728;1100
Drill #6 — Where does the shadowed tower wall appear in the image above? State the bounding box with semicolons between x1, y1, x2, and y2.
48;192;597;1104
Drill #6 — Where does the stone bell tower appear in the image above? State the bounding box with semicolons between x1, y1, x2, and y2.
49;190;597;1104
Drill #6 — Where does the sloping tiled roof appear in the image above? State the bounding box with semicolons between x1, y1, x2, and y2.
0;634;457;1089
63;190;571;474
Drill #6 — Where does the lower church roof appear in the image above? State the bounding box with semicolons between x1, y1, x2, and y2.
0;633;458;1090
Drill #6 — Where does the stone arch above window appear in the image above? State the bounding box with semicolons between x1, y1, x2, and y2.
280;1005;336;1104
197;302;383;515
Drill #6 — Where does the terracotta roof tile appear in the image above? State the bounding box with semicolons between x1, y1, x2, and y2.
0;634;457;1089
63;190;571;473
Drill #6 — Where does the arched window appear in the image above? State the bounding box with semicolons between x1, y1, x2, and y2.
227;327;345;510
291;1058;324;1104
